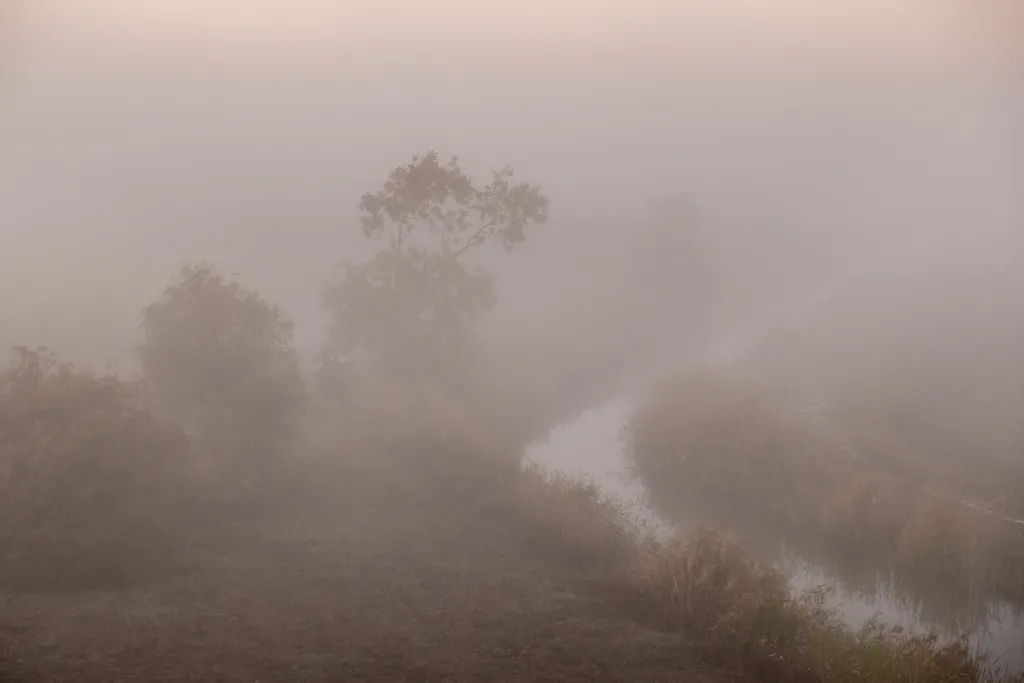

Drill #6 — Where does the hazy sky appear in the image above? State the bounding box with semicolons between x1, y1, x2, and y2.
1;1;1020;364
13;1;970;49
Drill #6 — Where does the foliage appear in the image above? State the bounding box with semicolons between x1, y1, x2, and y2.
322;151;548;388
140;263;306;468
513;471;1019;683
512;466;638;568
624;368;1023;611
0;347;191;590
322;248;495;385
356;151;549;254
632;530;1001;683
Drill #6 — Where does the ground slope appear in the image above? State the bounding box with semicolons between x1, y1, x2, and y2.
0;480;730;683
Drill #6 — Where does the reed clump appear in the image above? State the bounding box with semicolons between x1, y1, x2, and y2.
624;369;1024;619
517;470;1021;683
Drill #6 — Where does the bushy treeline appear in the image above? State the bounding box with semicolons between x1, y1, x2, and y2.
4;151;1022;683
0;347;191;589
0;151;552;590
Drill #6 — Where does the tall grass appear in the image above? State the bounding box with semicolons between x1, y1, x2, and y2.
514;469;1022;683
624;370;1024;607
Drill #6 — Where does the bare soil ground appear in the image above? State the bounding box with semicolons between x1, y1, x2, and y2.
0;477;732;683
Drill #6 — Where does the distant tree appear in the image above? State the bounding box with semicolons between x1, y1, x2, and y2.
140;263;305;466
321;151;548;388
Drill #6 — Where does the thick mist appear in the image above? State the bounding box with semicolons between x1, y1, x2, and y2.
1;1;1020;432
2;4;1023;681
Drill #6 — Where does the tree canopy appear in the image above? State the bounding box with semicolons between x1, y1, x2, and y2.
140;263;305;465
322;151;548;388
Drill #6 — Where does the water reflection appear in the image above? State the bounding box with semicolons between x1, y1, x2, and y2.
526;398;1024;673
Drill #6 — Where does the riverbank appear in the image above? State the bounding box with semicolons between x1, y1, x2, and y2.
624;372;1024;609
525;384;1024;672
7;445;1019;683
514;466;1024;683
3;379;1022;683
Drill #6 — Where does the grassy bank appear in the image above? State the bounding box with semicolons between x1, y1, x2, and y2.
4;348;1021;683
515;469;1024;683
623;371;1024;609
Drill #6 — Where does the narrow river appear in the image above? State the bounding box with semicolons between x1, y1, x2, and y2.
525;397;1024;673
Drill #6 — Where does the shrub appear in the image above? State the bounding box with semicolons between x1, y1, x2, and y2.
511;473;1017;683
140;263;306;473
511;466;638;568
0;347;191;590
630;529;993;683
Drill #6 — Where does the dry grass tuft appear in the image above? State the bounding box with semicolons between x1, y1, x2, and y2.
513;470;1022;683
512;465;639;568
897;497;992;591
625;368;1024;606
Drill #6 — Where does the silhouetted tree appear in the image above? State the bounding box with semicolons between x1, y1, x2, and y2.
321;151;548;389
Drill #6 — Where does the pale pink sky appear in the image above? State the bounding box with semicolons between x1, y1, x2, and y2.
20;0;967;59
2;0;1019;363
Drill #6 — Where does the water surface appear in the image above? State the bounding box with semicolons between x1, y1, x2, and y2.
525;398;1024;673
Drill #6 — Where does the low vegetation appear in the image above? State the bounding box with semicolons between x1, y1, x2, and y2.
3;151;1021;682
2;339;1021;682
0;347;192;591
515;468;1024;683
624;369;1024;610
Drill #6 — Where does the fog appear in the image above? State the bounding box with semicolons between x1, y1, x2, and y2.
2;1;1021;424
2;2;1024;679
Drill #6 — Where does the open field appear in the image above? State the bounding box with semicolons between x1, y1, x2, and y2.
6;437;1022;683
0;469;727;683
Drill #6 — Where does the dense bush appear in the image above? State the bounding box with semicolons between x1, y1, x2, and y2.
140;263;306;472
0;347;191;590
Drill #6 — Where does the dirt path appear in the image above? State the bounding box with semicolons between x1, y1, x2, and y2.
0;482;730;683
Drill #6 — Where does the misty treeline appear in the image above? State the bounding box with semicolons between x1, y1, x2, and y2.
3;145;1023;593
0;151;584;589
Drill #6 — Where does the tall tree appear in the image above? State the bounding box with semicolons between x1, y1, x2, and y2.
322;151;548;388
